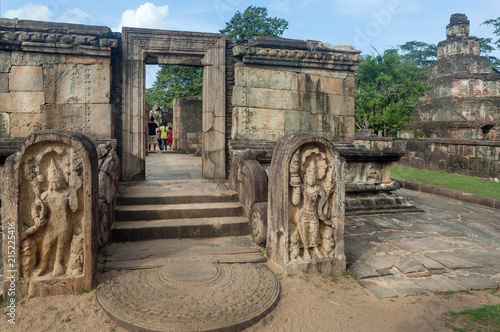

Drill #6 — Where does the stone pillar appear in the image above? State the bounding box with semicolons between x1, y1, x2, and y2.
2;130;98;298
267;133;346;276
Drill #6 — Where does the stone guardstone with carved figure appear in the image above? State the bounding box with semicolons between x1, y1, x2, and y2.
267;133;346;276
2;130;98;298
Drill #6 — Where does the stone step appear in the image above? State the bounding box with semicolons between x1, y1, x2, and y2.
114;202;244;222
116;191;239;206
111;216;250;242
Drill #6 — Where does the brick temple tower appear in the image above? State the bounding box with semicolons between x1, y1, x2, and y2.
407;14;500;140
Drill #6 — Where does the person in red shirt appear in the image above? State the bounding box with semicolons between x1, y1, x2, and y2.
167;127;173;151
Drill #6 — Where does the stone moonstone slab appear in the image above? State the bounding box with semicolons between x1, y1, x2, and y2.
97;262;280;331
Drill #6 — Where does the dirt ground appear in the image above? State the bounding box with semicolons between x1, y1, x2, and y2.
3;270;500;332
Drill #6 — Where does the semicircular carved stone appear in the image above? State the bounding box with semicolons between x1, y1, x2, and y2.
250;202;268;245
267;133;346;276
2;130;98;298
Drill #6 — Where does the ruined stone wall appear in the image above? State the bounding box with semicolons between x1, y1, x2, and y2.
356;136;500;178
172;97;202;153
0;19;118;141
408;14;500;139
229;37;359;145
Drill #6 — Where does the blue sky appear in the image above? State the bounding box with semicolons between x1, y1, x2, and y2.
2;0;500;87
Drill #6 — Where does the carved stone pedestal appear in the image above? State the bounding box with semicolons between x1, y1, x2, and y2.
2;130;98;298
267;133;346;276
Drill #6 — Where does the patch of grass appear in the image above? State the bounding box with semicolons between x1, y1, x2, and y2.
299;275;310;282
444;291;454;301
391;166;500;199
77;288;90;295
440;304;500;331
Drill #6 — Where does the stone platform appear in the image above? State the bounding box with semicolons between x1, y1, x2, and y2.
96;236;280;332
346;189;500;298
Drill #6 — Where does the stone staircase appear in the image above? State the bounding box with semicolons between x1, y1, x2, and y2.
111;182;250;242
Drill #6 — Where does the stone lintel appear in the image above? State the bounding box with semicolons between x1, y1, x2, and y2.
0;18;117;56
233;39;360;70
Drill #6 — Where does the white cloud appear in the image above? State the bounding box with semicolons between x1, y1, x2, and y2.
113;2;169;32
58;9;92;24
4;3;53;21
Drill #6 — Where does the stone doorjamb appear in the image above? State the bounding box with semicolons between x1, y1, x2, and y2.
121;28;226;181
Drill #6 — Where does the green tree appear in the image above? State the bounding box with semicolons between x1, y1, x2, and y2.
219;5;288;39
398;41;437;67
483;17;500;48
355;50;429;136
482;18;500;71
145;65;203;108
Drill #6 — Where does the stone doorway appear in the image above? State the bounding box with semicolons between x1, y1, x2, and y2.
121;28;226;181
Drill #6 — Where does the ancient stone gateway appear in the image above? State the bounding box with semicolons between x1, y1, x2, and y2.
121;28;225;180
267;133;346;275
2;130;98;298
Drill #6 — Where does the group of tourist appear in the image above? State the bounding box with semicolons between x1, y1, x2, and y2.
148;117;173;152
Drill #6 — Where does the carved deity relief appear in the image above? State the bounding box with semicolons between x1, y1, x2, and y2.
19;144;84;278
288;145;339;261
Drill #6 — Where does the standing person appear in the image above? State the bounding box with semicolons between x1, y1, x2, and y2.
167;126;173;151
160;121;168;151
147;117;158;151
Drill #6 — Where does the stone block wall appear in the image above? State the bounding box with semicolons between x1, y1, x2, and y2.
172;97;202;153
228;37;359;146
0;19;118;141
356;136;500;178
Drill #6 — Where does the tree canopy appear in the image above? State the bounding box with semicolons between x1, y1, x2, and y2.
355;49;429;136
397;41;437;68
145;65;203;108
219;5;288;39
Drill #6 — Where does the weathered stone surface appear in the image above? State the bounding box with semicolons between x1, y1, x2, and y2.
9;113;43;137
232;86;298;110
97;142;120;248
0;91;44;113
298;73;344;95
87;104;113;139
11;51;65;66
39;104;113;140
267;133;346;275
411;276;466;293
43;64;110;104
0;112;10;138
348;262;379;279
0;73;8;93
395;256;425;274
173;97;202;153
235;66;298;90
0;51;11;72
9;66;44;91
232;107;285;141
424;252;482;269
447;274;498;290
2;130;98;298
65;55;110;65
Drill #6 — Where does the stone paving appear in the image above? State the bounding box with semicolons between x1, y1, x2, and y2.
346;189;500;298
